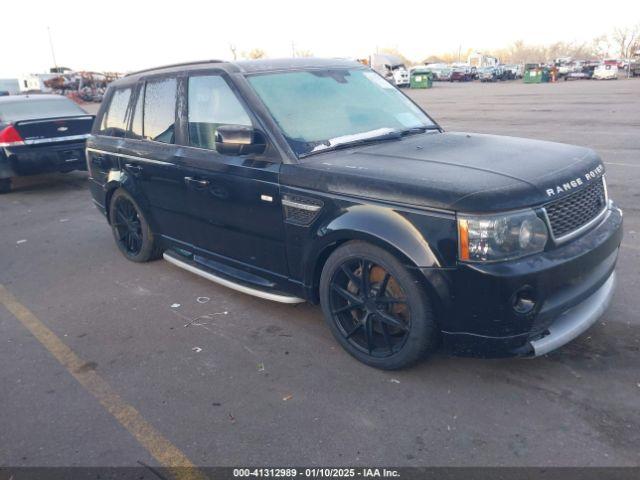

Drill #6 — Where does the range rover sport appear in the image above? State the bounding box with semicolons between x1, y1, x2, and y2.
87;58;622;369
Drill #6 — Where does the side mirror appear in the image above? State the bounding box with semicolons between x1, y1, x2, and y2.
215;125;266;156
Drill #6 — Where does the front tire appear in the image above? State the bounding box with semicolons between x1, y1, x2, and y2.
108;189;161;262
319;241;438;369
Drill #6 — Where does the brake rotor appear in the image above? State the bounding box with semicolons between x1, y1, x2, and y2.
347;264;408;325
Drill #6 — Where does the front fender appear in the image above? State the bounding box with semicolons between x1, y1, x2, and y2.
301;204;455;310
317;204;441;267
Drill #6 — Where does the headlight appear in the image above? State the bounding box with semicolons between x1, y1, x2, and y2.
458;210;548;262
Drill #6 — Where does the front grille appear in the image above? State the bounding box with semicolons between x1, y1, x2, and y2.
545;177;606;239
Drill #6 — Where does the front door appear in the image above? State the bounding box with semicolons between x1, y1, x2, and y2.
177;74;288;279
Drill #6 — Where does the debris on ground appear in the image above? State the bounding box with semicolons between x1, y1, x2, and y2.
170;303;181;308
192;347;202;353
196;296;210;304
257;362;265;372
390;378;400;384
282;394;293;401
183;311;228;328
16;239;27;244
228;413;236;423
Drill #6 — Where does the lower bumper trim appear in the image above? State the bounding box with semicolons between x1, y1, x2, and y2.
529;271;616;356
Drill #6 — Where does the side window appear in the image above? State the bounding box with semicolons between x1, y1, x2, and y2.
99;87;132;137
187;75;252;150
143;77;177;144
129;85;143;139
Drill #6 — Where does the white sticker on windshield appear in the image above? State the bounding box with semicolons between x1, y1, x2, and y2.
363;70;395;89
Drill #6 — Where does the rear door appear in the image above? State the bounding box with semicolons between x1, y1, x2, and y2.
87;86;133;208
176;73;288;277
117;76;199;246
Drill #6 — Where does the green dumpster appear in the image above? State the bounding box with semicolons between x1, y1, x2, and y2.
524;64;550;83
410;69;433;89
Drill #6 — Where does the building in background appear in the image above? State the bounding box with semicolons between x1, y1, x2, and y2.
468;52;499;68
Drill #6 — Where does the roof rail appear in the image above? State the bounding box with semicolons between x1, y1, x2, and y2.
125;59;225;77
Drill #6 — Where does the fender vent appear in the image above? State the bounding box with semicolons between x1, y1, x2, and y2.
282;195;323;226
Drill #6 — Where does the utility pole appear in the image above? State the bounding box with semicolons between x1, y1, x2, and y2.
47;26;58;72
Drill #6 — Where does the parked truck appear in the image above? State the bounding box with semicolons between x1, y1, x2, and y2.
370;54;410;87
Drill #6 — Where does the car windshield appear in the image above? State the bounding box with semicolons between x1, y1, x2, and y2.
247;68;436;157
0;97;86;123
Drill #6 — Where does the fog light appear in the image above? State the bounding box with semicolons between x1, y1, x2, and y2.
512;286;537;315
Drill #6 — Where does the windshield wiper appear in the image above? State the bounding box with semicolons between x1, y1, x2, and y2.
398;126;440;135
299;130;404;158
298;125;440;159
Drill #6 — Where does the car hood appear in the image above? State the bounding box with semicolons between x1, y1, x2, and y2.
281;132;605;212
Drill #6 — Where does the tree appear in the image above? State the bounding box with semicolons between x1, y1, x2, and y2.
613;24;640;58
295;49;314;58
242;48;266;60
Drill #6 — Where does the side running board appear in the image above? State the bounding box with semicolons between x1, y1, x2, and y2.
163;251;305;304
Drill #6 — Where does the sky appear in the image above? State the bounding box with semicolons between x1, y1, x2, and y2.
1;0;639;76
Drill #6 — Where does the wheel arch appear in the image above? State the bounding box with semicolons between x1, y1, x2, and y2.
305;205;449;314
103;172;155;230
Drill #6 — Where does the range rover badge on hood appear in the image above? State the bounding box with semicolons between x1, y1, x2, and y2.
546;164;604;197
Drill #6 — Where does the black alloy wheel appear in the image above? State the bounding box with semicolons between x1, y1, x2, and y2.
320;241;438;369
108;189;160;262
329;258;411;357
113;196;144;256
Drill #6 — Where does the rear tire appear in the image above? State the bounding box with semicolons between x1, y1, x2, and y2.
0;178;11;194
319;241;438;369
108;189;161;262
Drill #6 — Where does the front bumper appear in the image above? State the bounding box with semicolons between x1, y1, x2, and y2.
527;271;615;356
437;203;623;358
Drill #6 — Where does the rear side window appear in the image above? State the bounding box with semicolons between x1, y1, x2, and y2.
187;75;251;150
99;87;132;137
143;78;177;144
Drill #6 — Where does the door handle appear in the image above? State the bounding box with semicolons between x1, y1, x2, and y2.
124;163;143;175
184;176;210;188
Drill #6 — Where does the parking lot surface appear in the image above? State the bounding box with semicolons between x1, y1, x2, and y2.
1;79;639;468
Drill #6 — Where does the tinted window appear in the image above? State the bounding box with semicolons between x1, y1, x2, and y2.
0;97;86;123
99;87;132;137
129;87;143;139
143;78;176;144
188;75;251;150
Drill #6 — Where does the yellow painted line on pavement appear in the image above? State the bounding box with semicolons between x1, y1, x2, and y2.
0;284;207;480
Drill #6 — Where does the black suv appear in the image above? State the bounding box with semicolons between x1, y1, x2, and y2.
87;58;622;369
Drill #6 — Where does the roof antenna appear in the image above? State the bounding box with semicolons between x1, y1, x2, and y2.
47;26;58;72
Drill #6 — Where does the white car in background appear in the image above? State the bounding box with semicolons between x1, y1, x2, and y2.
593;64;618;80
